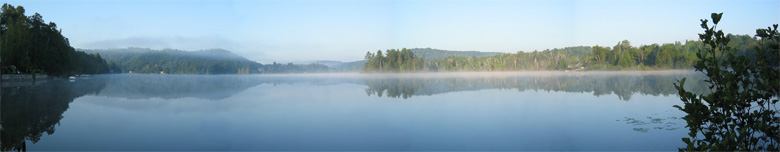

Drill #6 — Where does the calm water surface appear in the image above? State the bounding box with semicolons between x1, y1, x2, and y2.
1;71;708;150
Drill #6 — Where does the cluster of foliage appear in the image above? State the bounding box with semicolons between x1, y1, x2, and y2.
363;37;761;72
363;48;424;72
84;48;329;74
0;3;109;76
674;13;779;151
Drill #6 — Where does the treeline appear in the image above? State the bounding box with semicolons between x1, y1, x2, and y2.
0;3;109;76
84;48;330;74
363;35;761;72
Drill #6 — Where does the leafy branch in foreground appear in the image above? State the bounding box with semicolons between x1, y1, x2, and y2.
674;13;779;151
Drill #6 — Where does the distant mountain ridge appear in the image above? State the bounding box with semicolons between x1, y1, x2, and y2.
80;48;259;74
311;60;366;72
79;47;515;74
409;48;503;59
79;48;329;74
81;48;252;63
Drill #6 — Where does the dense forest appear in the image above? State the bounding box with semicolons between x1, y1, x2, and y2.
0;4;110;76
83;48;330;74
364;35;762;72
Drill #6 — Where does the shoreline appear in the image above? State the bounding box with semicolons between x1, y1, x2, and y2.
1;74;49;81
144;69;702;78
0;70;702;79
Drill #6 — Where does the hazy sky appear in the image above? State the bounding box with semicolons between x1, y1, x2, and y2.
6;0;779;63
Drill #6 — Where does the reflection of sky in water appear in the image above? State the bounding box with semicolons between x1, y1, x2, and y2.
23;75;689;151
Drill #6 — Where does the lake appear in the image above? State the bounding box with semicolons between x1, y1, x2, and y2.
1;71;709;151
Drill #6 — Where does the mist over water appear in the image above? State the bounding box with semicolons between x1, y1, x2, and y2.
1;71;705;150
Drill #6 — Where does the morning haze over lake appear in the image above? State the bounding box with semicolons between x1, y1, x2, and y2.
1;0;778;151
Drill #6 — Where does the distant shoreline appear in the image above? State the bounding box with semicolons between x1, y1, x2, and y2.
0;70;701;79
1;74;49;81
201;70;701;78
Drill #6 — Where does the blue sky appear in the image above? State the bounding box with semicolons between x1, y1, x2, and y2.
5;0;780;63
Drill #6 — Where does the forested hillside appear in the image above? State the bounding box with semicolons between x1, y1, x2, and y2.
82;48;330;74
409;48;502;59
364;35;762;72
1;4;109;76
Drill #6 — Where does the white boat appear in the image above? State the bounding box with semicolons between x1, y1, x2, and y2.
68;76;76;80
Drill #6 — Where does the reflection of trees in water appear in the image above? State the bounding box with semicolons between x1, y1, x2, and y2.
95;74;365;100
0;74;361;150
1;79;106;151
96;74;262;100
364;73;709;101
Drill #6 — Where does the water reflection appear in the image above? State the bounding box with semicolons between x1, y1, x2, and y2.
621;114;681;133
96;75;262;100
364;72;709;101
0;71;704;150
53;72;709;101
93;74;363;100
1;78;106;151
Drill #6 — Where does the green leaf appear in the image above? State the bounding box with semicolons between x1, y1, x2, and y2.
712;13;722;24
673;105;683;110
683;137;692;144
